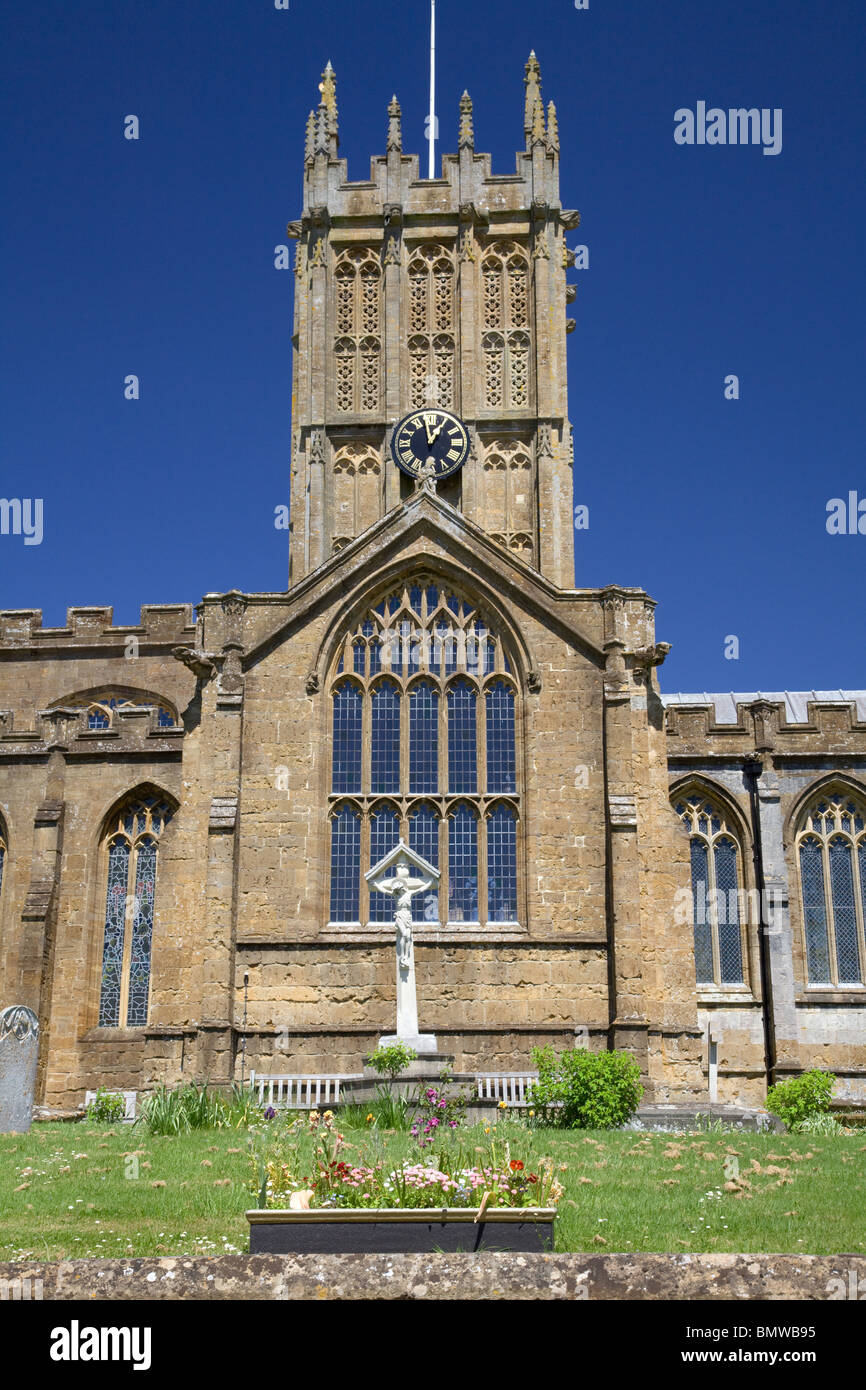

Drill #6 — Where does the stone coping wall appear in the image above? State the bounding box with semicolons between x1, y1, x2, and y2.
1;1253;863;1300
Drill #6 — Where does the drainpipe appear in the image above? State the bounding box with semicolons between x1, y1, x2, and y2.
744;756;777;1089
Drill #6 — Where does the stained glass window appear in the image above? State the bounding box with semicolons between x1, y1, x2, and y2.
714;837;743;984
330;804;361;923
328;579;519;926
409;682;438;795
797;791;865;985
127;838;157;1026
676;791;745;987
448;680;477;794
690;838;713;983
800;837;830;981
487;804;517;922
98;794;174;1028
371;681;400;794
448;805;478;922
332;681;362;793
486;681;516;793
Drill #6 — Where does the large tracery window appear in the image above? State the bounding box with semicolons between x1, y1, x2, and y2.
796;789;866;985
675;792;746;987
328;580;520;927
98;793;175;1028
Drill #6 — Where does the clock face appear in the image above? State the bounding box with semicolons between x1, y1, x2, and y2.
391;409;470;482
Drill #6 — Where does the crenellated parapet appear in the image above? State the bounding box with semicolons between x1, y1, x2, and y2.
664;692;866;760
0;604;196;651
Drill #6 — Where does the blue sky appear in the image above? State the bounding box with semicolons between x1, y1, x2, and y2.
1;0;864;692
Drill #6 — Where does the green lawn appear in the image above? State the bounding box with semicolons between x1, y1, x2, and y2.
0;1121;863;1259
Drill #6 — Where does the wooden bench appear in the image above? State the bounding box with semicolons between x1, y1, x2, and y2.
248;1072;361;1109
474;1073;540;1107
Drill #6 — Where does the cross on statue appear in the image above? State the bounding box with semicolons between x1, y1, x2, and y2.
365;841;440;1053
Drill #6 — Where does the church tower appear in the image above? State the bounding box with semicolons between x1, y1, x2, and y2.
287;55;580;589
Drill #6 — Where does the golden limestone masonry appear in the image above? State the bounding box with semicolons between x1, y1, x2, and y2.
0;56;863;1115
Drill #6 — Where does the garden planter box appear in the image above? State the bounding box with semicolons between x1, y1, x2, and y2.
246;1207;556;1254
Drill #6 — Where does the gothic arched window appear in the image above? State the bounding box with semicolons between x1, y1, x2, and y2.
54;691;177;730
674;792;746;986
796;789;865;985
98;792;175;1028
327;579;520;926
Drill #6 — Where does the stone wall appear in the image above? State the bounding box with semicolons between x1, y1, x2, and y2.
665;694;866;1106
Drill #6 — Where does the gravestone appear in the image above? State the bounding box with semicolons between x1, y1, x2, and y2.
0;1005;40;1133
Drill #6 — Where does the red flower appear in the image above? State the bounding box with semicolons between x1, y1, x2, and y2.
509;1159;524;1172
528;1174;538;1183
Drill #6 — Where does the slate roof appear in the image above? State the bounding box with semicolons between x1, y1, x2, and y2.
660;691;866;724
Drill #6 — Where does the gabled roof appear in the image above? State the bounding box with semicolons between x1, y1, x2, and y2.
365;839;440;884
240;486;613;670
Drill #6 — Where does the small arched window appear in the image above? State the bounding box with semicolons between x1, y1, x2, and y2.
796;790;865;985
674;791;746;986
54;691;177;730
327;578;520;926
98;793;175;1028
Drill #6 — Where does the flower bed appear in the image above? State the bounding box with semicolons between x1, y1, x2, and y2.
246;1110;561;1252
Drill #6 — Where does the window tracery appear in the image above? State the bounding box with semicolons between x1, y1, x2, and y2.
332;249;381;413
328;579;519;927
480;243;531;410
405;245;456;408
796;789;866;985
674;791;746;986
98;792;175;1028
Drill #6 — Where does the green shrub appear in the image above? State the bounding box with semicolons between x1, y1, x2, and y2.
364;1042;417;1082
765;1070;834;1130
85;1087;126;1124
528;1046;643;1129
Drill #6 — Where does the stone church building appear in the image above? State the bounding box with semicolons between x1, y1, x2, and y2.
1;56;864;1114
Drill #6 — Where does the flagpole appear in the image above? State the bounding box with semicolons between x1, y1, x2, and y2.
428;0;436;178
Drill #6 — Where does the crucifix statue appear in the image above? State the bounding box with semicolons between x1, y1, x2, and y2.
365;841;440;1052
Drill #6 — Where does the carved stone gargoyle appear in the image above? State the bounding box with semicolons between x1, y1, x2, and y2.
631;642;672;683
172;647;217;680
